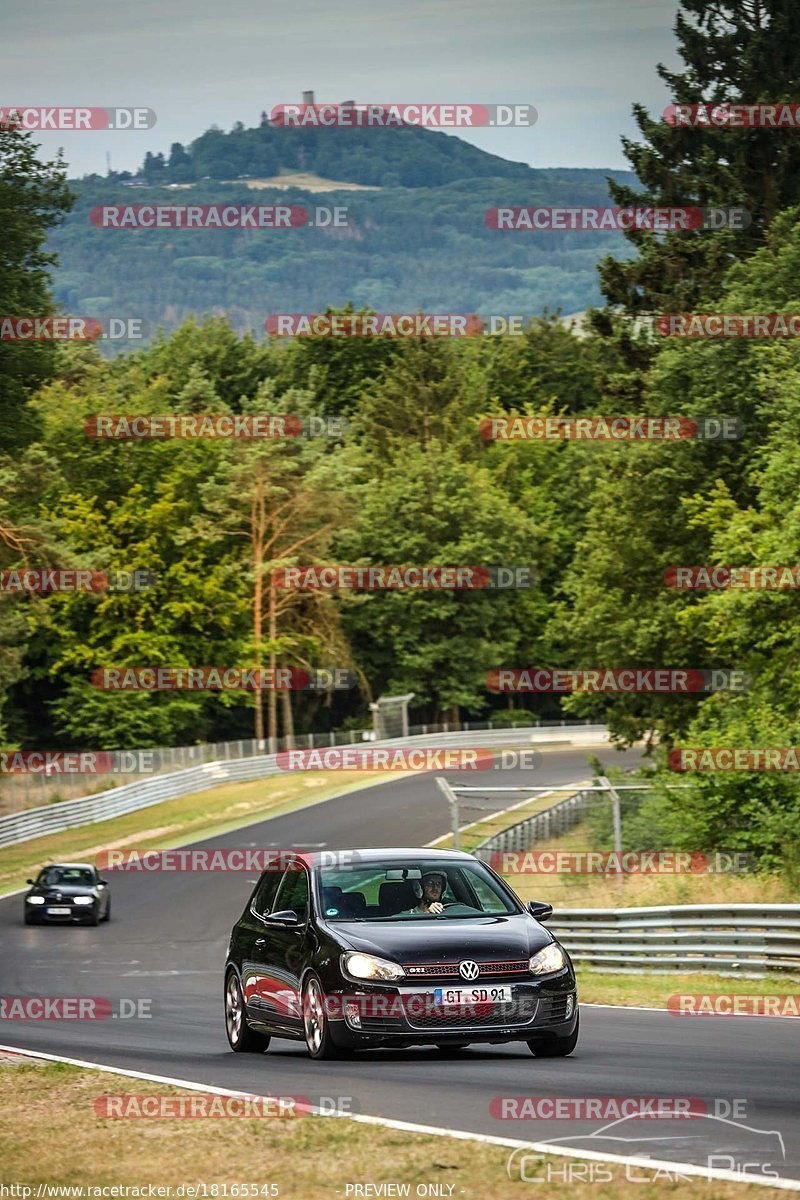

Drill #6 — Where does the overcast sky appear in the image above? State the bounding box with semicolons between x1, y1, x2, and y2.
4;0;682;178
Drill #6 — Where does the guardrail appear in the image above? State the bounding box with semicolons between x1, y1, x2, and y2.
549;904;800;974
0;723;608;849
0;717;600;814
470;790;799;974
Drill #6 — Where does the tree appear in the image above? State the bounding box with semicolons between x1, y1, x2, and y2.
142;151;166;181
0;126;73;448
271;305;402;415
185;382;348;744
558;205;800;748
335;339;547;721
599;0;800;314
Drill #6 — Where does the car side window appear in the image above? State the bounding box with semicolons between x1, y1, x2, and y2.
251;869;283;917
274;867;309;923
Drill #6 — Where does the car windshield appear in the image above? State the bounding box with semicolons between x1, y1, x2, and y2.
317;860;517;921
39;867;95;887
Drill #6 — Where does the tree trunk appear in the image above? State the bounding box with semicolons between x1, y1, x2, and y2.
281;688;295;747
267;575;278;750
252;469;265;743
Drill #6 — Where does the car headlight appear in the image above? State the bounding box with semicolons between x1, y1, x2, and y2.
26;896;45;905
73;896;95;906
341;952;405;981
529;943;566;976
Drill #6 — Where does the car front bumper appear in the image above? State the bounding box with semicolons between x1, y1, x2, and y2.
326;971;577;1048
26;905;99;923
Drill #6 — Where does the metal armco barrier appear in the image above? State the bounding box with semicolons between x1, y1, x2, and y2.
469;789;799;974
549;904;800;974
0;724;608;849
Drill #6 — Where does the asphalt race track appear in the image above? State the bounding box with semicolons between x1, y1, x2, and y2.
2;742;799;1185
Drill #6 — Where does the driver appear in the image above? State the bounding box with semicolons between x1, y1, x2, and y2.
409;870;448;914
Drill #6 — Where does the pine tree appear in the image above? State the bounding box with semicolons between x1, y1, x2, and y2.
0;127;73;449
599;0;800;314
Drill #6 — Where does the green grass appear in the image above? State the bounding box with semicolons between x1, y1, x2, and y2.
0;768;404;897
577;969;800;1008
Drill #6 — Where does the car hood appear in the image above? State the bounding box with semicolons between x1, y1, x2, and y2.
31;884;98;897
329;914;553;962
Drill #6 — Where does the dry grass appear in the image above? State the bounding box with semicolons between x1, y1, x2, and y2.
489;814;796;908
0;769;404;896
0;1059;778;1198
241;173;380;191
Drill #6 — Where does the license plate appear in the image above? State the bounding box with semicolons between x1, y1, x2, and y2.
434;986;512;1006
47;907;71;915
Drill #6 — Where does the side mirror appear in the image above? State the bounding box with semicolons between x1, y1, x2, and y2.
527;901;553;922
98;879;109;886
265;908;300;927
26;879;35;886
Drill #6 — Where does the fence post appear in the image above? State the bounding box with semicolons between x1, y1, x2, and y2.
436;777;461;850
599;775;624;900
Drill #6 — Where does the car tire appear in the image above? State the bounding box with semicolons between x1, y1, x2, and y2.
527;1013;579;1057
88;909;100;926
102;900;111;922
302;973;349;1060
24;911;35;925
225;971;270;1053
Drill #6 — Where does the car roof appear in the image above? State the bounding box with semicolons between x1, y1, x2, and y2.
300;848;477;867
40;862;96;871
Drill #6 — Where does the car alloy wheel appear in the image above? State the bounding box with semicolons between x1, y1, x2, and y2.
225;971;270;1053
302;973;349;1060
226;973;243;1043
303;975;326;1056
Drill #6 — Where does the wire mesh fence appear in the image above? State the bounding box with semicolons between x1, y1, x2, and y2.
436;776;753;909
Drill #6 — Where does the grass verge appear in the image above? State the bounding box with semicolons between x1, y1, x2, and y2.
0;1057;777;1198
576;969;800;1008
0;769;404;897
501;818;797;908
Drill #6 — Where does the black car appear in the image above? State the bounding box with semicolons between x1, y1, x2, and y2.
224;847;578;1060
24;862;111;926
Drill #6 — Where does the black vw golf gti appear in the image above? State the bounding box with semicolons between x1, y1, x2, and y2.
224;847;578;1059
24;862;111;925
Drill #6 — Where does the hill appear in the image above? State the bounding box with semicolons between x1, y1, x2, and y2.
135;107;540;189
47;114;637;342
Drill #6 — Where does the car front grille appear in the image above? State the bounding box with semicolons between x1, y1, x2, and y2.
403;960;530;979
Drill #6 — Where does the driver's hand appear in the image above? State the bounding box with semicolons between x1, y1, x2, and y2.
429;901;444;914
